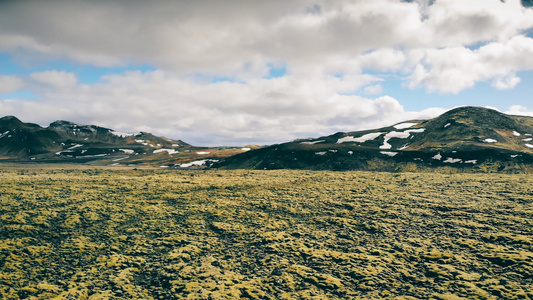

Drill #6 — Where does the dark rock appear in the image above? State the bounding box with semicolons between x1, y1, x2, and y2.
271;268;282;276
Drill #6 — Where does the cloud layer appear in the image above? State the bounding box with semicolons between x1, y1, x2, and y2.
0;70;447;145
1;0;533;145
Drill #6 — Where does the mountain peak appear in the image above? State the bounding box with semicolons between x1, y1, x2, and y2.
49;120;79;127
48;120;115;139
0;115;42;130
437;106;516;129
0;115;23;125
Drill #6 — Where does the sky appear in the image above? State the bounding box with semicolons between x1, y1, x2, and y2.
1;0;533;146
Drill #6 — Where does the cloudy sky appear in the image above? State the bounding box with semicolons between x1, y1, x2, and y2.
1;0;533;146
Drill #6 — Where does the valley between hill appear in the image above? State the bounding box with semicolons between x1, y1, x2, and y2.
1;168;532;299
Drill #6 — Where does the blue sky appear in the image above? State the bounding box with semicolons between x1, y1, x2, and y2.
1;0;533;146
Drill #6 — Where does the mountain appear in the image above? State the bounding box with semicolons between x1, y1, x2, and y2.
0;116;62;157
0;116;249;167
216;107;533;172
3;107;533;172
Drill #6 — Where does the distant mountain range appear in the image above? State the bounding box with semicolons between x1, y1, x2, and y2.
2;106;533;172
0;116;254;168
216;106;533;172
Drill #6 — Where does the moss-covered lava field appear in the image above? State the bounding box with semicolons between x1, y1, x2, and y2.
1;167;532;299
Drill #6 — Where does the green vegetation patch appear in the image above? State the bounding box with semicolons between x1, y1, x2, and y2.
0;168;532;299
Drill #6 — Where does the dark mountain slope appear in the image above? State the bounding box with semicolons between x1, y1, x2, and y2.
2;107;533;172
216;107;533;172
0;116;62;157
406;106;533;152
0;117;226;167
49;120;118;142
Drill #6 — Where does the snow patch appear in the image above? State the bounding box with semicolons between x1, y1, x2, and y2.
380;129;425;149
172;144;180;147
511;154;519;158
348;151;353;155
523;138;532;142
513;131;521;137
315;151;327;156
113;156;129;162
432;153;442;160
119;149;135;154
241;147;251;151
337;132;382;144
135;139;145;143
484;138;497;143
160;166;169;168
68;144;83;150
196;151;210;155
79;154;107;158
409;128;426;134
110;130;138;138
153;149;179;155
444;123;451;128
465;160;477;164
380;151;398;157
301;140;324;145
328;150;337;153
393;122;418;129
179;159;219;168
525;144;533;148
443;157;462;163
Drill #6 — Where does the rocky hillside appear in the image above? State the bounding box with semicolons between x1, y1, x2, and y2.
0;116;250;168
216;107;533;172
2;107;533;172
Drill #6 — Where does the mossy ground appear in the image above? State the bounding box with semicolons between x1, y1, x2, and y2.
0;168;532;299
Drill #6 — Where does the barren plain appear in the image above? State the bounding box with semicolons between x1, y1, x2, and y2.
0;167;532;299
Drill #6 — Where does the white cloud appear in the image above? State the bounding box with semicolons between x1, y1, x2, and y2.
422;0;533;45
1;0;532;80
29;71;78;88
363;84;384;95
492;73;521;90
0;0;533;145
360;48;407;72
0;75;24;94
406;35;533;93
0;70;447;145
506;105;533;117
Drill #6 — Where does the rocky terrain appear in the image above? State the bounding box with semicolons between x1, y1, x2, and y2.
1;167;532;299
217;106;533;172
0;116;253;168
2;106;533;172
